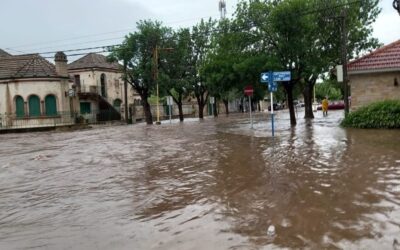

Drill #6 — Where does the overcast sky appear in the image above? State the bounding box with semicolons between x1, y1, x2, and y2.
0;0;398;60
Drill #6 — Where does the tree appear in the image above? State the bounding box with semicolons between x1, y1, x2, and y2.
301;0;381;119
234;0;380;125
159;28;193;122
315;80;343;101
108;20;172;125
191;19;216;119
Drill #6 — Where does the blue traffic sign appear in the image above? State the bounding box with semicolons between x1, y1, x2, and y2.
261;71;291;83
260;72;270;83
268;82;278;92
273;71;291;81
261;71;291;93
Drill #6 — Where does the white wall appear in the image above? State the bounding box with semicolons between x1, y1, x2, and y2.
0;84;7;114
0;79;73;114
70;69;138;112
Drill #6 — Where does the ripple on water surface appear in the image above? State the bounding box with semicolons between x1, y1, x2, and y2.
1;111;400;249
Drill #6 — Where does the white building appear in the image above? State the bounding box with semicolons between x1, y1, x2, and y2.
0;50;78;130
68;53;139;122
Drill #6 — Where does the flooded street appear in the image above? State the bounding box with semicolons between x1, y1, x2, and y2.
1;110;400;249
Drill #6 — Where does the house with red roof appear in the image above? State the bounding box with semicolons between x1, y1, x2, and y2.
348;39;400;110
0;50;79;130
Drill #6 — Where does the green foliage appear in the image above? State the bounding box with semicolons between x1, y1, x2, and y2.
159;28;193;105
108;20;172;124
315;80;343;101
341;100;400;129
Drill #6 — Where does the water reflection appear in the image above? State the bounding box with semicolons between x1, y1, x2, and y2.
0;111;400;249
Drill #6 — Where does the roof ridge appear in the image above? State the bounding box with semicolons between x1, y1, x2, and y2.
348;39;400;67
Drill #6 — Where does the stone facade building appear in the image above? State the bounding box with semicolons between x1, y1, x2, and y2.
0;50;78;129
68;53;139;122
348;40;400;110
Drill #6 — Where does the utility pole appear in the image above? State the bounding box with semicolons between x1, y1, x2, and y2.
153;46;173;125
341;9;350;116
153;45;161;125
219;0;227;19
123;60;129;124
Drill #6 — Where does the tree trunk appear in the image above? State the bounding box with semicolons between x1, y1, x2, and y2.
178;103;184;122
213;102;218;117
303;81;315;119
283;82;297;126
198;103;205;119
195;90;207;119
142;98;153;125
223;99;229;115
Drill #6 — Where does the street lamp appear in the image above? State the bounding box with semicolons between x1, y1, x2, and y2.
153;46;173;125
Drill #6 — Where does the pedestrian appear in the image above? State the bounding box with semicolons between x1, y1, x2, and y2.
322;96;329;117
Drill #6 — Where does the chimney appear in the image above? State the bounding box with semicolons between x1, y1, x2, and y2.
54;51;68;77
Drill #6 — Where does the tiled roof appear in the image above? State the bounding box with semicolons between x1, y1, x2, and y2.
0;53;58;80
0;49;11;57
68;53;120;71
348;40;400;73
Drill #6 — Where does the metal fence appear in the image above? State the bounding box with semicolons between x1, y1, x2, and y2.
0;112;77;131
0;104;199;131
131;104;196;121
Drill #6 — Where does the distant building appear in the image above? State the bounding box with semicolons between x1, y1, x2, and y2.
0;50;78;130
348;40;400;110
68;53;139;122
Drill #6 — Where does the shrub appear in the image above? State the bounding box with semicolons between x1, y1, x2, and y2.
341;100;400;129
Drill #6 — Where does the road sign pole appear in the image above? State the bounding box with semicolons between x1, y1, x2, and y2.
270;91;275;137
169;104;172;123
249;95;253;129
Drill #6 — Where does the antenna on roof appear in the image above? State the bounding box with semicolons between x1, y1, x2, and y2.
394;0;400;15
219;0;227;19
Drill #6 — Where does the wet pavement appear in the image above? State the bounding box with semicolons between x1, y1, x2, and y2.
1;110;400;249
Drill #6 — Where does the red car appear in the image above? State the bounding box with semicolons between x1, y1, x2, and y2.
317;100;345;110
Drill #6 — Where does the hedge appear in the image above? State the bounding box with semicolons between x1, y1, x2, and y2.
341;100;400;129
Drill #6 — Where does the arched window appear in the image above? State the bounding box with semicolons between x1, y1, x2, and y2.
28;95;40;117
15;96;25;117
113;99;122;110
100;73;107;97
45;95;57;116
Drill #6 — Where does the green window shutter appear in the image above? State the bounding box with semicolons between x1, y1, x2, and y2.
80;102;91;114
113;99;122;108
28;95;40;117
15;96;25;117
45;95;57;116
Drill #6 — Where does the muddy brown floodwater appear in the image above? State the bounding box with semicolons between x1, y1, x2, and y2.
1;110;400;249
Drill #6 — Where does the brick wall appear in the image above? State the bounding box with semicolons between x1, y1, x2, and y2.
349;71;400;110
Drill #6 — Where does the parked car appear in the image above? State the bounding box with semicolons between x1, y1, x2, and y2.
268;103;283;111
317;100;345;110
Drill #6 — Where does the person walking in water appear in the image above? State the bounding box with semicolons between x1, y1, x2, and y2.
322;96;329;117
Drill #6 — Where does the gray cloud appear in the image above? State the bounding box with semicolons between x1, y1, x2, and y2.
0;0;397;57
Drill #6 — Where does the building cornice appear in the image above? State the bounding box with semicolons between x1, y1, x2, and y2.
68;67;121;73
0;77;72;83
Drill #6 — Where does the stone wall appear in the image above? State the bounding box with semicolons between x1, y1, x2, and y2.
349;71;400;110
69;69;139;120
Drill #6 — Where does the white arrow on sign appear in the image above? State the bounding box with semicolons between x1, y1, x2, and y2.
261;73;268;81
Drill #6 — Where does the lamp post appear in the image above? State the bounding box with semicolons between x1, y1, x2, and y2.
153;45;173;125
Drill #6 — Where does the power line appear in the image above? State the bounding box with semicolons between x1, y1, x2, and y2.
4;14;221;52
32;0;364;59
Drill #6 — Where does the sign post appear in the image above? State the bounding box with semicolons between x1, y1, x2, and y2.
167;96;173;123
210;97;215;117
244;85;254;129
261;71;291;137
